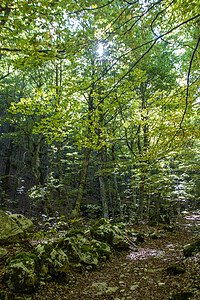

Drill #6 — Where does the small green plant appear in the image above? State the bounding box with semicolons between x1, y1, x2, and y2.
32;213;69;242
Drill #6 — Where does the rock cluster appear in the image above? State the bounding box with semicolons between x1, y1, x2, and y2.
1;215;129;295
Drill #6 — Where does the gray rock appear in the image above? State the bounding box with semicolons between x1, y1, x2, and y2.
4;252;39;293
90;219;129;249
58;235;99;266
91;240;111;259
34;243;70;276
58;236;82;263
0;210;24;245
10;214;34;233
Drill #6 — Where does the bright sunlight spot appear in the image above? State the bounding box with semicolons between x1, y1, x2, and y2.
97;43;104;56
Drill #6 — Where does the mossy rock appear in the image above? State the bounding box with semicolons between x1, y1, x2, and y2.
79;238;99;265
58;235;99;266
167;264;185;275
10;214;34;234
58;236;82;263
34;243;70;276
0;210;24;245
183;240;200;257
4;252;39;293
90;219;128;249
91;240;111;259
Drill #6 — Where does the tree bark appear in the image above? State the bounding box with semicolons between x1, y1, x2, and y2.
98;147;109;219
71;147;91;218
1;141;13;208
111;145;122;219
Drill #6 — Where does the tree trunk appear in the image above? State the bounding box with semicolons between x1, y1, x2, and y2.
108;175;115;219
98;147;109;219
30;135;44;185
111;145;122;219
113;172;122;220
57;140;65;214
1;141;13;208
71;147;91;218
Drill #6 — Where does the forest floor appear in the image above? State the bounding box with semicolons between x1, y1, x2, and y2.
34;211;200;300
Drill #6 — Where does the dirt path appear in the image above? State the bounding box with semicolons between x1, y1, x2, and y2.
36;212;200;300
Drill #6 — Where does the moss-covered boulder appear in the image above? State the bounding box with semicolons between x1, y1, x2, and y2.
10;214;34;234
0;211;34;245
79;241;99;266
58;236;81;262
91;240;111;259
58;235;98;266
0;210;25;245
183;240;200;257
90;219;128;249
34;243;70;277
4;252;39;293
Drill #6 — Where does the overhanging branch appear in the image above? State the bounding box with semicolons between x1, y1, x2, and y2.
179;37;200;128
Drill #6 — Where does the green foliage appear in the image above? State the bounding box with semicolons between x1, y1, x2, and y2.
0;0;199;219
32;214;68;241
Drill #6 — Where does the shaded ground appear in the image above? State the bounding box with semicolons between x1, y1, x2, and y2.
1;212;200;299
35;212;200;300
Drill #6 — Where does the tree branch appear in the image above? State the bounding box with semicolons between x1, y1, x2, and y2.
179;36;200;128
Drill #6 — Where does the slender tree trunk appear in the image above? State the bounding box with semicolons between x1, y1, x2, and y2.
111;145;122;219
57;140;65;213
108;175;115;219
1;141;13;208
139;177;145;218
113;172;122;219
30;135;53;216
71;147;91;218
98;147;109;219
31;135;44;185
131;167;137;217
